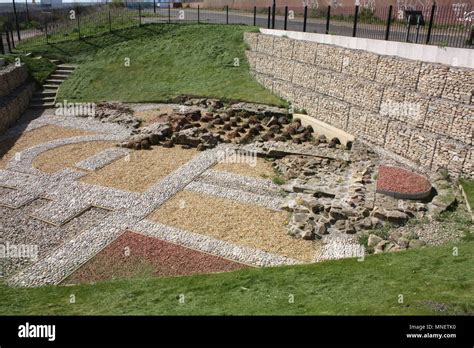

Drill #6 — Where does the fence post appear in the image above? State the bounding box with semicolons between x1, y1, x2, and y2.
109;9;112;32
352;5;359;37
267;7;271;28
0;34;4;55
326;5;331;34
77;13;81;39
426;3;436;44
303;6;307;32
6;30;11;51
26;0;30;24
168;3;171;23
385;5;392;40
10;27;15;48
44;23;48;44
284;6;288;30
198;5;200;24
138;3;142;27
253;6;256;26
153;0;156;14
12;0;21;41
272;2;276;29
226;5;229;24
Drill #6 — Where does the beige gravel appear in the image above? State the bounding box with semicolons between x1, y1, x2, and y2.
33;141;117;173
0;125;92;169
81;147;198;192
213;157;276;179
148;191;320;262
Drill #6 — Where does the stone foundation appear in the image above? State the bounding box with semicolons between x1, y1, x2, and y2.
244;32;473;179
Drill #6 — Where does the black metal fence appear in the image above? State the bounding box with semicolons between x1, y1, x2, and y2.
1;2;473;54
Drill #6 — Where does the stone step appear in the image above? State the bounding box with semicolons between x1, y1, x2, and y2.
34;90;57;97
42;84;60;90
55;70;73;75
57;64;77;71
44;79;63;85
50;74;68;80
30;102;56;109
32;96;55;103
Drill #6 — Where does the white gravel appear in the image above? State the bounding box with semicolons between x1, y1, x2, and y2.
197;169;283;197
185;181;285;211
75;147;130;171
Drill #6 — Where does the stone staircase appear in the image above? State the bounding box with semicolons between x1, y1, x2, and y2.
30;61;77;109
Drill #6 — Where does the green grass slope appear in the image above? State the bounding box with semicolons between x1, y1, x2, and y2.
16;24;282;105
1;240;472;315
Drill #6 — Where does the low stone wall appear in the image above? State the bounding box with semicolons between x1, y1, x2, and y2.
244;32;473;179
0;64;35;134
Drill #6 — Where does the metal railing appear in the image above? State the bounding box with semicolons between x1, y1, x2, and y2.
1;2;472;54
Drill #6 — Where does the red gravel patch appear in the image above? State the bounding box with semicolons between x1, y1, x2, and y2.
63;231;248;284
376;166;432;199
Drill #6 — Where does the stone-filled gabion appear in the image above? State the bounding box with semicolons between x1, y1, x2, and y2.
244;32;474;179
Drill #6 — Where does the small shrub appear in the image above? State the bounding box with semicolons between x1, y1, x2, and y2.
272;176;286;186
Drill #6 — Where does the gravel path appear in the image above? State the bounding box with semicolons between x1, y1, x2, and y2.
7;134;126;175
0;199;109;278
8;210;136;287
132;220;302;267
0;125;92;169
76;148;130;171
81;146;199;193
148;190;319;262
197;169;282;197
33;141;117;173
185;181;284;210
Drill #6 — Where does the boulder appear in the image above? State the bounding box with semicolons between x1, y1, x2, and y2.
313;222;327;237
368;234;383;247
408;239;426;249
356;217;373;230
397;236;410;249
140;139;151;150
329;207;347;221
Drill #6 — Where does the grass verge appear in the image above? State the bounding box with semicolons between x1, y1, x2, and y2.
1;240;472;315
460;179;474;211
1;55;56;85
15;24;282;106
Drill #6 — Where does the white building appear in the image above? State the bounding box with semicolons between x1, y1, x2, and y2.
40;0;63;7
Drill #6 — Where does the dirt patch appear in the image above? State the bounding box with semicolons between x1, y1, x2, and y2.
134;107;176;126
148;191;320;262
33;141;116;173
81;146;198;192
0;125;93;169
63;231;248;284
213;157;276;179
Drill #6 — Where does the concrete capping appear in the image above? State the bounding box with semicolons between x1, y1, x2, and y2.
260;29;474;69
294;113;355;146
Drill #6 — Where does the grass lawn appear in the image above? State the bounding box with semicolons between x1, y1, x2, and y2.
1;240;472;315
15;24;283;106
460;179;474;211
1;55;56;85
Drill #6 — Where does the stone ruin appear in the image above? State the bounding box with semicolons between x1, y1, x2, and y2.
90;98;459;255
